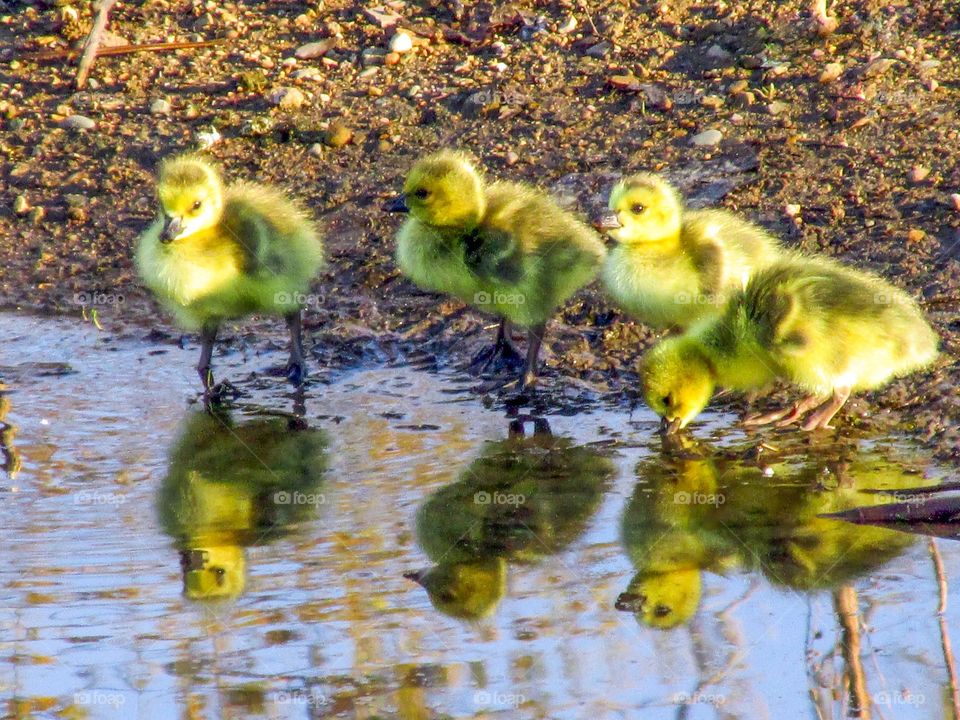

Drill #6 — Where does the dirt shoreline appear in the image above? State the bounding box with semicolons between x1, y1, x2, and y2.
1;1;958;459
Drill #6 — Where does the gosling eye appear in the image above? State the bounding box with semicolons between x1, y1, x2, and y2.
191;200;202;211
213;567;226;585
661;394;672;409
412;188;430;200
631;203;645;214
653;604;672;618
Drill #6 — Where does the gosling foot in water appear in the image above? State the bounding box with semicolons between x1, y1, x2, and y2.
285;310;307;386
520;323;547;390
470;319;524;375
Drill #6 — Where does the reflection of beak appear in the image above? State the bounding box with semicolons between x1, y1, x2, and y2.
615;591;645;612
385;195;409;213
179;549;208;572
403;569;427;586
592;209;621;231
659;416;683;435
160;215;183;243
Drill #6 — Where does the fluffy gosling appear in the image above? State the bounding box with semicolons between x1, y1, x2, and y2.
642;256;939;432
600;174;781;330
136;155;324;391
390;150;606;387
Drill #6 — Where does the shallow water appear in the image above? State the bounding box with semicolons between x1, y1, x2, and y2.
1;313;958;720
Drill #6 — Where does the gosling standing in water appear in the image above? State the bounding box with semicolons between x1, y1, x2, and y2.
600;174;781;330
642;256;939;432
389;150;606;388
136;155;324;391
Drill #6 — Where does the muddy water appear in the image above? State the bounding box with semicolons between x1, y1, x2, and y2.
1;313;958;720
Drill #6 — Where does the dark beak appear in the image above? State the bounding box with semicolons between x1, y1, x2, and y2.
659;416;683;435
159;215;183;243
615;591;645;612
403;569;427;586
385;195;409;213
592;209;621;232
179;549;208;572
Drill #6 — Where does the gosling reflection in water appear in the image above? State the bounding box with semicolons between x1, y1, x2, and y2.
157;404;328;600
618;436;935;629
406;416;615;619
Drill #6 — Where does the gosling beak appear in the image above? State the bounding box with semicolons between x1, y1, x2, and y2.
385;195;409;213
159;215;183;243
179;549;208;572
659;416;684;435
403;569;427;586
593;209;621;232
615;591;645;612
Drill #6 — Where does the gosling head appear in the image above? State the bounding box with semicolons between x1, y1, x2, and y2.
641;337;716;433
616;568;702;629
155;155;225;243
179;544;246;600
603;174;682;246
390;150;485;229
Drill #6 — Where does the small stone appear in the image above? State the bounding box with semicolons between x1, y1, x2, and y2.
730;90;755;107
29;207;44;225
292;68;323;81
506;151;519;165
727;79;749;94
690;128;722;146
908;166;930;184
784;203;801;218
907;228;926;243
62;114;95;131
585;41;612;58
864;58;896;78
13;195;29;215
700;94;724;109
269;86;306;110
238;70;268;92
385;51;401;66
819;62;843;84
309;143;324;157
389;30;413;54
295;38;337;60
767;100;788;115
706;44;731;62
324;121;352;148
558;16;577;34
150;98;172;115
609;74;641;92
950;194;960;212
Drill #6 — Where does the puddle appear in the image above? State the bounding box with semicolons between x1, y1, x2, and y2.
1;313;959;719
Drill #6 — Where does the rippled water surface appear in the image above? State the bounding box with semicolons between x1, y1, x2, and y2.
1;313;958;719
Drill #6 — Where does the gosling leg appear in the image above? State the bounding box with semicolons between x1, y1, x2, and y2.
285;310;306;386
801;387;851;431
743;395;821;426
522;323;546;389
197;323;218;391
470;319;523;373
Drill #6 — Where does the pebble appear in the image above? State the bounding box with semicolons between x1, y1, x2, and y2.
864;58;896;78
727;79;749;94
908;166;930;184
62;114;95;131
268;87;306;110
150;98;172;115
389;30;413;54
385;52;401;66
700;94;724;109
558;16;577;34
784;203;801;218
585;41;612;58
13;195;29;215
309;143;324;157
324;121;353;148
295;38;337;60
767;100;788;116
706;44;731;62
690;128;722;146
292;68;323;81
819;62;843;84
907;228;926;243
951;194;960;212
730;91;755;107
